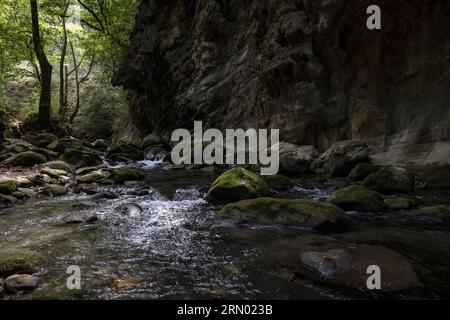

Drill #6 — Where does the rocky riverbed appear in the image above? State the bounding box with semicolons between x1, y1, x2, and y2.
1;134;450;299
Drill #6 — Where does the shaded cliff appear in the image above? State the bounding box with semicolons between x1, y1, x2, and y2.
113;0;450;164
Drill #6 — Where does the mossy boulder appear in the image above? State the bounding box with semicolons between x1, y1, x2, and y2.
207;167;271;204
41;160;73;173
3;151;47;167
348;163;381;181
417;205;450;222
61;148;103;170
219;197;350;232
261;175;292;191
0;180;17;195
363;166;415;194
31;148;59;160
145;145;169;161
77;170;109;183
32;132;58;148
107;142;144;161
327;185;387;212
107;154;133;163
109;167;145;184
39;167;67;178
47;137;83;153
0;249;43;277
75;164;107;176
41;184;68;197
384;197;416;211
92;139;108;152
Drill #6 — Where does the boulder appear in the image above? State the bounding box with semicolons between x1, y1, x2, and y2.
4;274;41;293
0;249;43;277
363;166;415;194
41;160;73;173
417;205;450;222
92;139;108;151
206;167;271;204
47;137;83;153
327;185;387;212
314;140;370;177
75;164;107;176
113;203;143;215
142;133;167;148
107;154;133;163
74;185;98;195
219;197;350;232
17;188;37;198
3;151;47;167
0;194;18;208
39;167;67;178
41;184;68;197
107;142;144;161
61;148;103;170
11;191;27;200
144;145;169;161
77;170;109;183
279;158;312;176
31;148;59;160
31;132;58;148
348;163;381;181
109;167;145;184
412;164;450;190
63;213;99;224
276;143;317;175
0;180;17;195
384;197;416;211
261;175;292;191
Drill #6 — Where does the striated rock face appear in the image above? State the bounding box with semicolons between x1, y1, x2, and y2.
114;0;450;165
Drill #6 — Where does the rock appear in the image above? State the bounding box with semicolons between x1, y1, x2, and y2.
63;213;99;224
92;192;117;200
417;205;450;222
42;160;73;173
31;148;59;160
384;197;416;211
41;184;68;197
219;197;350;232
107;154;133;163
74;185;98;195
348;163;381;181
142;133;167;148
299;245;420;292
11;191;28;200
75;164;107;176
107;142;144;161
363;166;415;194
207;167;271;205
77;170;109;183
327;185;387;212
27;174;51;186
4;274;41;293
31;132;58;148
17;188;37;198
113;203;143;215
0;249;43;277
261;175;292;191
16;178;33;188
3;151;47;167
279;158;311;176
40;167;67;178
109;167;145;184
314;140;370;177
92;139;108;151
412;164;450;190
0;180;17;195
144;145;169;161
47;137;83;153
61;148;103;170
0;194;18;208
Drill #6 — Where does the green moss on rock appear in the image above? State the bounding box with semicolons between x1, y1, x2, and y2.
348;163;381;181
261;175;292;191
327;185;387;212
363;166;415;194
3;151;47;167
109;167;145;184
384;197;416;211
0;249;43;277
61;148;103;170
0;180;17;195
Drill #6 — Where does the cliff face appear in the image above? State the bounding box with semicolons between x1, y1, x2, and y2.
113;0;450;165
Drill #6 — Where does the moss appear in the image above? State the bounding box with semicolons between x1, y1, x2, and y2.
77;170;108;183
3;151;47;167
0;180;17;195
40;167;67;178
47;137;83;153
384;197;415;211
348;163;381;181
363;166;415;194
261;175;292;191
219;197;350;232
0;249;43;277
61;148;103;170
327;185;387;212
109;167;145;184
42;161;73;173
41;185;68;197
32;133;58;148
418;205;450;222
207;167;271;204
107;142;144;161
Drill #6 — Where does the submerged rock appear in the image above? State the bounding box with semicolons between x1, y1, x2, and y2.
327;185;387;212
74;184;98;195
207;167;271;205
3;151;47;167
109;167;145;184
113;203;143;215
363;166;415;194
64;213;99;224
219;197;350;232
0;249;43;277
4;274;41;293
0;194;19;208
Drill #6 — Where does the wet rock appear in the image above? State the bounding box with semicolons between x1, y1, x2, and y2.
113;203;143;215
299;245;420;292
314;140;370;177
92;192;118;200
74;184;98;195
348;163;381;181
142;133;167;148
384;197;416;211
92;139;108;152
11;191;28;200
75;164;107;176
31;132;58;148
27;174;51;186
0;249;43;277
363;166;415;194
327;185;387;212
64;212;99;224
109;167;145;184
77;170;109;183
61;148;103;170
417;205;450;222
17;188;37;198
4;274;41;293
219;197;350;232
207;167;271;205
47;137;83;153
261;175;292;191
71;201;98;210
145;144;169;161
41;184;68;197
279;158;311;176
42;160;73;173
31;147;59;160
40;167;67;178
0;194;18;208
0;180;17;195
412;164;450;190
3;151;47;167
16;178;33;188
107;142;144;161
107;154;133;163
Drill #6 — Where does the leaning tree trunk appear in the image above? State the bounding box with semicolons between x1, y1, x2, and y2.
30;0;53;132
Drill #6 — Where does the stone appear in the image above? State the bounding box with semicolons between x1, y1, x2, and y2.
327;185;387;212
4;274;41;293
31;132;58;148
31;148;59;160
144;145;169;161
63;213;99;224
142;133;167;148
0;249;43;277
206;167;271;205
113;203;143;215
75;164;107;176
109;167;145;184
74;185;98;195
40;167;67;178
348;163;381;181
92;192;118;200
17;188;37;198
219;197;350;232
0;194;18;208
41;185;68;197
3;151;47;167
61;148;103;170
72;201;98;210
261;175;292;191
92;139;108;151
0;180;17;195
417;205;450;222
11;191;27;200
363;166;415;194
279;158;312;176
384;197;416;211
77;170;109;183
107;142;144;161
42;160;73;173
47;137;83;153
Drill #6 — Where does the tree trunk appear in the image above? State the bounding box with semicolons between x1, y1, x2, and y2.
69;42;80;125
30;0;53;132
58;14;68;121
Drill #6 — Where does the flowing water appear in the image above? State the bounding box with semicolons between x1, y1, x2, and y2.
1;164;450;300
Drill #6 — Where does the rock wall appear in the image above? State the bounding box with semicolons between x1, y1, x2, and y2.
113;0;450;165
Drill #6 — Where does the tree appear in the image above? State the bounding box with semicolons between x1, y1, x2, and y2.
30;0;53;131
57;1;71;121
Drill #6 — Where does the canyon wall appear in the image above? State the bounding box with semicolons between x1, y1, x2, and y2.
113;0;450;164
